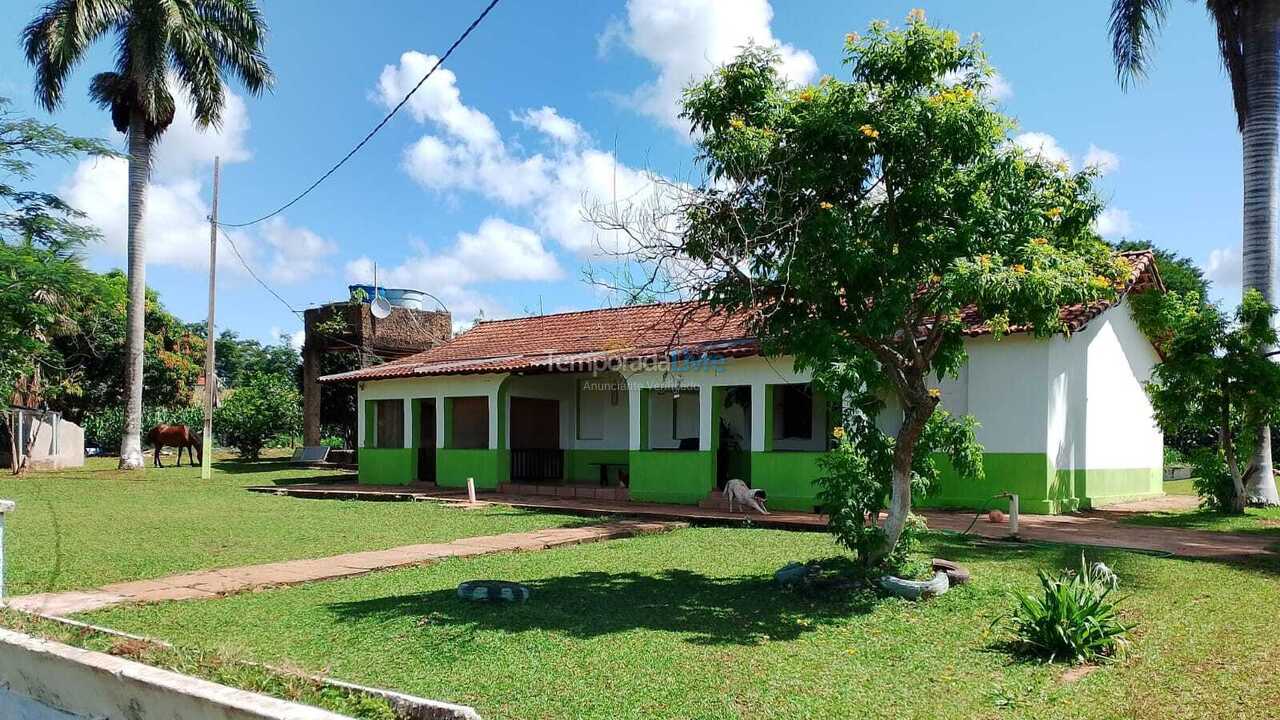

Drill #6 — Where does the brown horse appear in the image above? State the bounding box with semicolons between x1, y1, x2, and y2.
146;424;203;468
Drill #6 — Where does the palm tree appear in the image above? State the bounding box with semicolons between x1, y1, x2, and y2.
22;0;273;470
1111;0;1280;506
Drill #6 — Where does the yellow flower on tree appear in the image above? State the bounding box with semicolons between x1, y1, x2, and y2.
928;387;942;399
859;124;880;139
908;8;926;23
1045;206;1063;219
1031;237;1048;246
1013;263;1027;274
845;32;859;44
729;116;745;130
832;426;846;440
799;88;816;102
819;201;834;210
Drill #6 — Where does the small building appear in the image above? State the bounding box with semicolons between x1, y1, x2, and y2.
2;372;85;471
321;251;1165;514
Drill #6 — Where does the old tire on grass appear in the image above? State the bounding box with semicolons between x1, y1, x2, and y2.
457;580;531;603
878;571;950;600
931;559;971;586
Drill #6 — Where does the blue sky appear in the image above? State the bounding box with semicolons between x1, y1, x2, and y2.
0;1;1245;348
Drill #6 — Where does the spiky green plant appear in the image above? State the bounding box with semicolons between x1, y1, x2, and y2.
1000;555;1131;664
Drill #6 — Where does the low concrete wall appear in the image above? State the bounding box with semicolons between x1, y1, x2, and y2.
0;627;353;720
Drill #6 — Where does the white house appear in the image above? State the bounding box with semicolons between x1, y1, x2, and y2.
321;250;1164;514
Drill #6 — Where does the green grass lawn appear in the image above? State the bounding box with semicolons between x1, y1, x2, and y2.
0;454;587;596
83;527;1280;720
1124;479;1280;539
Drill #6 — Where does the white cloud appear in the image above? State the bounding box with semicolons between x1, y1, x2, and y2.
1083;144;1120;175
1013;131;1071;168
376;51;499;148
515;106;585;147
1093;207;1133;238
344;218;561;324
606;0;817;135
1205;246;1240;289
1012;133;1121;177
61;86;331;284
270;326;306;351
384;49;671;259
151;86;252;180
260;217;338;284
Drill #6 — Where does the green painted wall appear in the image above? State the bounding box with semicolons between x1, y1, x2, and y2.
919;452;1057;513
565;449;631;483
629;450;714;504
750;451;825;511
1056;467;1163;509
438;449;503;489
358;448;415;485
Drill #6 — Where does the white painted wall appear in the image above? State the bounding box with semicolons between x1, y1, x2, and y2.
1082;302;1163;470
771;385;830;451
572;372;630;450
648;388;701;449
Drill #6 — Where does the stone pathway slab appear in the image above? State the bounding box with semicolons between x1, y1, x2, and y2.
6;520;684;617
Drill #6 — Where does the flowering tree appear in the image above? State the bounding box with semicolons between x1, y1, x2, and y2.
594;13;1130;565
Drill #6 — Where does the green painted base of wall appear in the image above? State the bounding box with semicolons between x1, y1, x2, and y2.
751;451;825;511
922;454;1164;514
629;451;714;504
1058;467;1163;509
564;449;630;483
358;449;416;486
438;449;504;490
919;453;1060;514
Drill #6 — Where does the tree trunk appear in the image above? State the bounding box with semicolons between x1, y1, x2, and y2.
871;395;934;566
1242;3;1280;506
118;114;151;470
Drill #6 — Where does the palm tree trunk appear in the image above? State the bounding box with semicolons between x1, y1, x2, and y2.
1242;4;1280;506
117;113;150;470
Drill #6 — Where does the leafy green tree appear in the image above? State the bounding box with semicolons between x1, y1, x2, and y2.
1109;0;1280;505
44;271;205;422
1112;239;1210;350
215;372;300;458
1145;289;1280;513
24;0;274;470
606;14;1129;565
209;330;299;389
0;99;111;406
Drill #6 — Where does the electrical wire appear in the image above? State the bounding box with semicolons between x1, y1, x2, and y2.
218;0;502;228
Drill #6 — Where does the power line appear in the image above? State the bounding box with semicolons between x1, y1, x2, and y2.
219;0;502;228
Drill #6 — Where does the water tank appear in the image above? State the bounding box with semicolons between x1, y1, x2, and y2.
347;285;427;310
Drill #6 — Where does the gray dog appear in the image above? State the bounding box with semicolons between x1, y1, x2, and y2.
723;478;769;514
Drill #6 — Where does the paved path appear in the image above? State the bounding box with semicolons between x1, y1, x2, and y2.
250;483;1278;562
7;520;684;617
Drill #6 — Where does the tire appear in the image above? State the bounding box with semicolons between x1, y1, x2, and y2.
457;580;531;603
931;558;971;586
878;571;950;600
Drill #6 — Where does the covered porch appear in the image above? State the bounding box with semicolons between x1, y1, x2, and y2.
355;357;834;511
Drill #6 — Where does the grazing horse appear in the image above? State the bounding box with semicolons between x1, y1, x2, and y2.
146;424;202;468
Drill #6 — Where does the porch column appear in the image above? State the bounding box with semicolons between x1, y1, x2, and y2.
751;383;775;452
629;384;646;451
403;396;414;450
441;397;453;449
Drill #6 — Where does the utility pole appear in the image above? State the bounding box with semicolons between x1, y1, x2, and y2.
202;156;220;480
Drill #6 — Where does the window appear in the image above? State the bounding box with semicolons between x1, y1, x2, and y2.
373;399;404;449
450;396;489;449
780;384;813;439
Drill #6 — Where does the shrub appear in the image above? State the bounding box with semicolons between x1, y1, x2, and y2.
1001;555;1131;664
214;373;301;459
83;406;205;450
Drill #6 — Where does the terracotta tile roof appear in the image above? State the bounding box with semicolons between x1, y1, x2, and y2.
321;250;1160;383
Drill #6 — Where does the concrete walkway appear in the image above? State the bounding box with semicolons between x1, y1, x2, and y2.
249;483;1278;562
7;519;684;617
